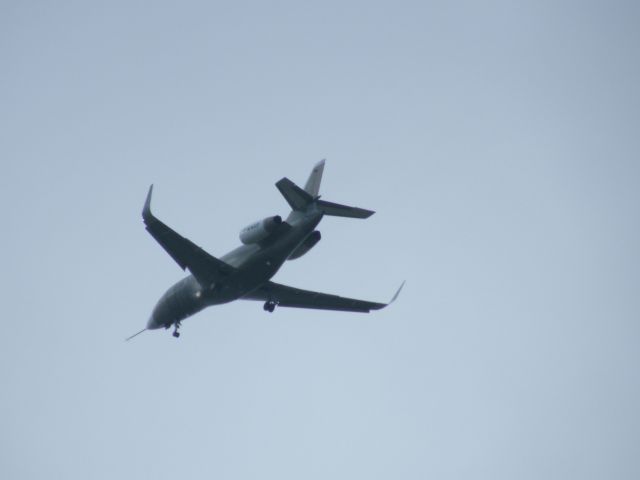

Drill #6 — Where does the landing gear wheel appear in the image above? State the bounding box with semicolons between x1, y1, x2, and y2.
263;300;276;313
172;320;182;338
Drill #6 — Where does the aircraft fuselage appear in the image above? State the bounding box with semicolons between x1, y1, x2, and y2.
147;209;323;330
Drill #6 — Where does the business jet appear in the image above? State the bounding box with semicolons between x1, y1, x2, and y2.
128;160;403;340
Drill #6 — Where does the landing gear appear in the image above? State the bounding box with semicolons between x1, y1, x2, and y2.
263;300;276;313
172;320;182;338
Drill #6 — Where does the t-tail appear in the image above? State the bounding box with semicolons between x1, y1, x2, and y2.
276;160;375;219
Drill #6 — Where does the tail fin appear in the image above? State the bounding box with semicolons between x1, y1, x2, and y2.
275;159;324;211
304;159;325;197
276;160;375;219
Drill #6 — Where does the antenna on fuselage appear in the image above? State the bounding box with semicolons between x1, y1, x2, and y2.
125;328;147;342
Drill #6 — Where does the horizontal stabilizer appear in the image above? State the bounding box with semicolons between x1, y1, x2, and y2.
317;200;375;219
276;177;313;211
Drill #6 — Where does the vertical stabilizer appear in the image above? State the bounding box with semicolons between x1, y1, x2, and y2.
304;159;325;197
277;160;374;219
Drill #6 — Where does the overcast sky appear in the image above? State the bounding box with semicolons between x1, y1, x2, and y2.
2;1;639;479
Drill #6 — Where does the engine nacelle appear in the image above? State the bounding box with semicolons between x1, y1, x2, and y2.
239;215;282;245
288;230;321;260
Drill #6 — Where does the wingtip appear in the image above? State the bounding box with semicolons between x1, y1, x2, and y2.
142;184;154;220
371;281;405;311
389;280;405;304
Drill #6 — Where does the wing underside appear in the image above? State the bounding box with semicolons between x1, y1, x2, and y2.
142;185;235;288
242;281;404;313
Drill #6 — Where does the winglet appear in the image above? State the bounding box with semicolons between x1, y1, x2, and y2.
389;281;405;305
369;281;405;311
142;184;154;222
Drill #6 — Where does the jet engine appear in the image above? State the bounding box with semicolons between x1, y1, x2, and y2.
239;215;282;245
288;230;321;260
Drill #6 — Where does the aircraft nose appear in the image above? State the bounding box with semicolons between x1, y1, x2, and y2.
147;291;174;330
146;313;165;330
147;293;177;329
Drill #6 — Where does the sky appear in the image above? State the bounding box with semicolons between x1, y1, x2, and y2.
2;1;639;478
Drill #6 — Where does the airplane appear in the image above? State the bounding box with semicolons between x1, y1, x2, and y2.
127;160;404;340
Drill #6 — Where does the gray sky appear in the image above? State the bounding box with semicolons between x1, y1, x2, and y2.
2;1;639;479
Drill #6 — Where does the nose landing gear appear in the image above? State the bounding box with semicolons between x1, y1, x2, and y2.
172;320;182;338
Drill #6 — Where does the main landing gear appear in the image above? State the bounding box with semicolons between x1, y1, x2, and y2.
173;320;182;338
263;300;277;313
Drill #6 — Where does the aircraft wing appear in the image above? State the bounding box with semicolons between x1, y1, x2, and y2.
243;281;404;313
142;185;235;288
